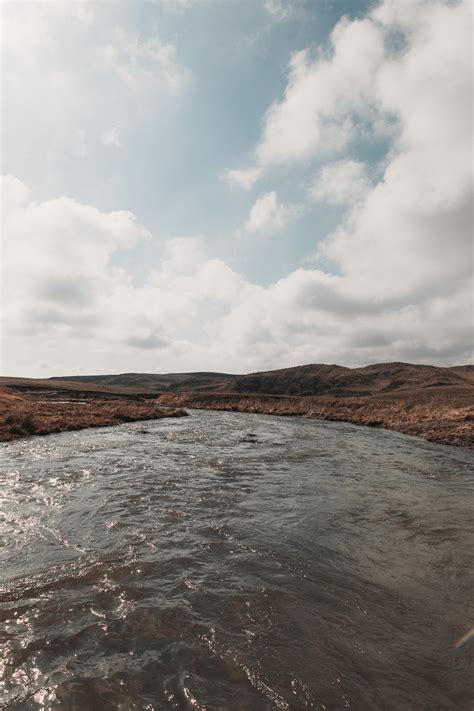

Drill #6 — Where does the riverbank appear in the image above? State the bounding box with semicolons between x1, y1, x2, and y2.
0;388;188;442
2;408;472;710
159;391;473;448
1;363;472;447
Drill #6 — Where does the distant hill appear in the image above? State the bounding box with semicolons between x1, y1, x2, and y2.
48;371;236;393
42;362;474;398
1;362;472;447
233;362;474;397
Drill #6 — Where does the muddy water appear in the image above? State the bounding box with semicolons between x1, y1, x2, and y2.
1;411;473;710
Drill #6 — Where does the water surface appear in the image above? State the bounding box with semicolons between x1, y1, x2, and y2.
1;411;473;710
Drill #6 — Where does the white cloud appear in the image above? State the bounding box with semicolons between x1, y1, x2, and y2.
1;1;190;195
2;175;148;308
310;160;371;205
244;191;301;233
1;0;472;376
1;2;88;118
101;126;121;147
230;0;471;342
100;28;188;94
221;167;262;190
1;166;471;377
255;19;385;166
318;0;473;302
264;0;298;23
0;178;258;374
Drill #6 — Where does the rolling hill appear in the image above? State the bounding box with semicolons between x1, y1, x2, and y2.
1;362;472;446
41;362;474;398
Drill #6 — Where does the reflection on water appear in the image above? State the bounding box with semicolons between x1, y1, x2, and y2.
1;411;473;710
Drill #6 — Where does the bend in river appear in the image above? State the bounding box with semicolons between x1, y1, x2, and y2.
1;411;473;710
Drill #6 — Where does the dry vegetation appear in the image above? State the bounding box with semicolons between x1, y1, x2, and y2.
0;388;188;442
1;362;472;447
159;391;474;448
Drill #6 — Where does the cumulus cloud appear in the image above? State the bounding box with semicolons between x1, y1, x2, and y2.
224;0;471;358
225;12;385;187
1;178;258;374
1;175;150;341
2;0;472;376
310;160;371;205
255;20;385;166
244;191;301;233
317;0;473;304
2;172;471;378
221;167;262;190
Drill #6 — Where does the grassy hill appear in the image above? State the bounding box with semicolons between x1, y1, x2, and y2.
32;362;474;398
1;362;472;446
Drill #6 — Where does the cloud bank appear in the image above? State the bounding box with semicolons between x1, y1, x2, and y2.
1;0;472;376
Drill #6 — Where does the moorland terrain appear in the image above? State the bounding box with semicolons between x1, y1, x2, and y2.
1;362;472;446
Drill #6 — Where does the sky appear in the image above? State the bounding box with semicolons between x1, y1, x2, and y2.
1;0;472;377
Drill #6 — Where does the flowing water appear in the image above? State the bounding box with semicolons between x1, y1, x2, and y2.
1;411;473;710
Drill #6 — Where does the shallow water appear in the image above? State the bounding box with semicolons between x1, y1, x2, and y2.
1;411;473;710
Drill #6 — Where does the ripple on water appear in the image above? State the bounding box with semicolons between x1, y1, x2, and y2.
0;411;473;709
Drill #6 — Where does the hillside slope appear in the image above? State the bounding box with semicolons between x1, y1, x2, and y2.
233;362;474;396
48;371;236;393
1;363;472;447
42;362;474;398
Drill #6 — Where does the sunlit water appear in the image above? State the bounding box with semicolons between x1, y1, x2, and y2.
1;411;473;710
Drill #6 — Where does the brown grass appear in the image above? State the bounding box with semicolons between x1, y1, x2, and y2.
0;388;188;442
1;371;472;447
159;391;474;448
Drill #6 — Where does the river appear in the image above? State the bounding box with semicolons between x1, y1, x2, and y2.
1;411;473;710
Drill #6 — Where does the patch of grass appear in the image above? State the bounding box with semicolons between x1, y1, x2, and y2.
4;412;37;436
